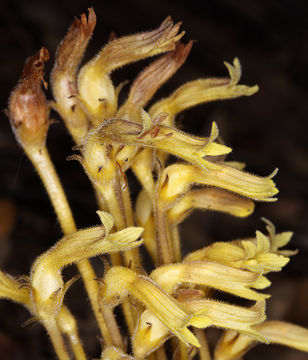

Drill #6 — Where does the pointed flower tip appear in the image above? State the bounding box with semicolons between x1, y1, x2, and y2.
177;327;201;348
96;210;114;234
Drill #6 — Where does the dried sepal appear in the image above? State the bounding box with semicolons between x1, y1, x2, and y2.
8;47;50;147
151;262;268;301
51;8;96;144
78;17;184;123
215;321;308;360
167;188;255;225
149;58;258;126
99;266;206;347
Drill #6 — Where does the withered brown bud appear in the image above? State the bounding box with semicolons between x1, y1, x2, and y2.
8;47;49;143
53;7;96;72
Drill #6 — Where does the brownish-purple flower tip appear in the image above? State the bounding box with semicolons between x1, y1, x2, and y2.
53;7;96;72
8;47;49;139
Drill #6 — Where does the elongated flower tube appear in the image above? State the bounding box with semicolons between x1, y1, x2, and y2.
133;300;267;357
157;164;278;207
167;188;255;225
78;17;184;124
30;211;143;320
149;58;258;127
99;266;211;347
215;321;308;360
51;8;96;145
151;262;269;301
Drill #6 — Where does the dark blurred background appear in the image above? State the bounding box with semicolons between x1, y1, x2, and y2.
0;0;307;359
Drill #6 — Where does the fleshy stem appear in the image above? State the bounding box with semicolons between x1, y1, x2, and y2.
57;307;87;360
44;318;70;360
194;329;211;360
26;144;124;350
96;171;140;335
155;203;175;264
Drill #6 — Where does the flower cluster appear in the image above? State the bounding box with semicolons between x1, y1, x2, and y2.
2;7;307;360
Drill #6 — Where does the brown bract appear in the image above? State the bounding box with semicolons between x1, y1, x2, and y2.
8;47;49;134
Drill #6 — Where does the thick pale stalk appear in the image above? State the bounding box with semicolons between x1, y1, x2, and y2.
44;318;70;360
194;329;211;360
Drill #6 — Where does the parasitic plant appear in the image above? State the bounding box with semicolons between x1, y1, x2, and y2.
3;7;308;360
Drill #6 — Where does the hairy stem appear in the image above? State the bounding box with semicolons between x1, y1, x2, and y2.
44;318;70;360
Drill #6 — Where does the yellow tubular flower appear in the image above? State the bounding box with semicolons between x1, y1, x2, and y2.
151;262;269;301
167;188;255;225
133;300;267;358
185;222;294;278
78;17;184;124
158;164;278;208
51;8;96;145
100;266;212;348
30;211;143;320
215;321;308;360
149;58;258;127
93;117;277;201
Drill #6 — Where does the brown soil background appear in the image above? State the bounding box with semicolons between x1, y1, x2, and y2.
0;0;307;359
